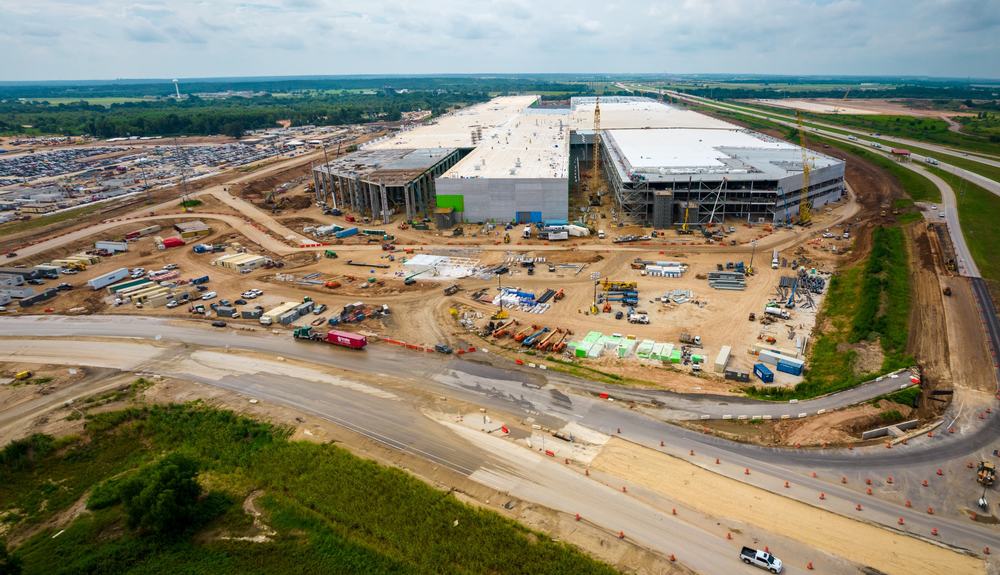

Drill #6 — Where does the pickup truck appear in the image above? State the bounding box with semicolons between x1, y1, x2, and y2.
740;547;782;573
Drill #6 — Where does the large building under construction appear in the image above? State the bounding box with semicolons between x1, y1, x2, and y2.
313;96;845;228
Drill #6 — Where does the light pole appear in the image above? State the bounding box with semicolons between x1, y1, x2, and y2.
748;239;758;275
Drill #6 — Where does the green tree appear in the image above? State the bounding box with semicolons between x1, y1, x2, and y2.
119;453;202;537
0;540;22;575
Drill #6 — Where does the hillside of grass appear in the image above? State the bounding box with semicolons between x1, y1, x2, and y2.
1;403;620;575
926;166;1000;297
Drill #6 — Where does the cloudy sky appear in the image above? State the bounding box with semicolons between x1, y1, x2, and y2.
1;0;998;81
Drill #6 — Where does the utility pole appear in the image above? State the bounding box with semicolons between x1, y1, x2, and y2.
173;138;192;212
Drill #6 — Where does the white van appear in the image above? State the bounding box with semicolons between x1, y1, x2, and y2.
201;291;217;300
598;230;606;239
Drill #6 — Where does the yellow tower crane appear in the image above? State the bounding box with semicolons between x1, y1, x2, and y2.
589;97;606;203
796;112;812;225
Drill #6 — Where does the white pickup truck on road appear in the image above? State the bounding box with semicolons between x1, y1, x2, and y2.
740;546;783;573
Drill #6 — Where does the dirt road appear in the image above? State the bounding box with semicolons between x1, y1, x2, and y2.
591;438;982;575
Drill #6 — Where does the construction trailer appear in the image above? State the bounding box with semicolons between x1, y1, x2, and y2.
95;240;128;253
173;220;211;239
213;252;267;272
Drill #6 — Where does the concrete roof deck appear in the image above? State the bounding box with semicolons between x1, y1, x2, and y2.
315;147;457;186
367;95;539;150
568;97;734;131
604;127;842;182
440;111;568;180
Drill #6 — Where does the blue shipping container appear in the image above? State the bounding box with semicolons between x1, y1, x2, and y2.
753;362;774;383
516;211;543;224
190;275;210;285
776;360;803;376
334;227;359;239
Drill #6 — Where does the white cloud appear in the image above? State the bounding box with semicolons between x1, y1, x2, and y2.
0;0;995;80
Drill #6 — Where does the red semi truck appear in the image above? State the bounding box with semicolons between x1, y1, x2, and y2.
294;326;367;350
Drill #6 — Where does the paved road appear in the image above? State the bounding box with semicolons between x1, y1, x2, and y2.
2;324;996;560
0;315;916;421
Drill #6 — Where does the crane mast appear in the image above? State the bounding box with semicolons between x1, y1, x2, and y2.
589;97;605;203
796;112;812;225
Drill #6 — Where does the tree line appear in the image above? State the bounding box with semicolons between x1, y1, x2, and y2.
0;91;491;138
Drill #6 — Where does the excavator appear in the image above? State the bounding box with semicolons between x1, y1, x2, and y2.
977;461;996;486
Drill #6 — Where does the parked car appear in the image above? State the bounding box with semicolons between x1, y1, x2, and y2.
27;279;45;285
211;320;227;328
314;304;327;315
163;263;179;270
235;299;247;306
201;291;217;300
614;311;624;320
56;283;73;291
196;285;208;292
59;268;78;274
166;300;179;308
5;252;16;258
434;343;453;354
219;299;231;306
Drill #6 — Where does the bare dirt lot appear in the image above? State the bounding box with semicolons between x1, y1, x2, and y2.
748;98;977;118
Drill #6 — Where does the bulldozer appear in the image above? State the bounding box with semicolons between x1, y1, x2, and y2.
977;461;996;486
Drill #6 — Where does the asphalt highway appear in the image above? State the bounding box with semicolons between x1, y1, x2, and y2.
2;316;999;558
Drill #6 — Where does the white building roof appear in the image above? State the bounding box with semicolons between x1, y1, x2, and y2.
440;111;568;180
608;128;797;170
368;95;539;150
569;97;734;130
604;127;842;181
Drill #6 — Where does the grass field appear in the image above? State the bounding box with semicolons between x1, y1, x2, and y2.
926;166;1000;296
826;140;942;203
0;201;121;237
1;403;620;575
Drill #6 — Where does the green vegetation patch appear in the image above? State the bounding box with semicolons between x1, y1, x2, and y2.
179;199;203;208
1;403;619;575
850;226;911;365
0;201;111;236
926;166;1000;298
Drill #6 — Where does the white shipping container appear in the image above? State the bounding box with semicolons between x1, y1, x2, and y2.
714;345;732;373
95;240;128;253
88;267;130;290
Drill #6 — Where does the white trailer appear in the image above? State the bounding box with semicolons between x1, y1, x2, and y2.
88;267;129;290
96;240;129;253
